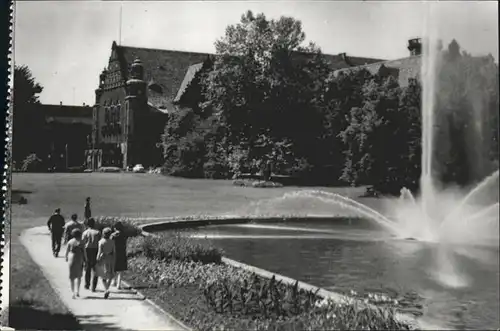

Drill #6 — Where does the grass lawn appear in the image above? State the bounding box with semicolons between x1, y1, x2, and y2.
6;172;383;329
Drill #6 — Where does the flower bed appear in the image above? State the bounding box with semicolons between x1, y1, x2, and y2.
123;233;416;331
232;179;284;188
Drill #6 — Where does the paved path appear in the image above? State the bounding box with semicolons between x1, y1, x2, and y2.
20;226;187;331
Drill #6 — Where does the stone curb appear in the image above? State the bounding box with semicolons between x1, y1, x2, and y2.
137;214;357;233
137;215;440;331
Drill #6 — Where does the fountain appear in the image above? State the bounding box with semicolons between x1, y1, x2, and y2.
185;4;498;328
236;2;499;290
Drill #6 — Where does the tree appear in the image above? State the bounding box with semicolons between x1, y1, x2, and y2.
200;10;330;176
339;74;423;194
13;65;45;164
433;40;499;186
339;75;401;187
318;68;374;182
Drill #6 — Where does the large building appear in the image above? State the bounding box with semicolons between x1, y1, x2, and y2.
88;41;386;170
41;103;93;170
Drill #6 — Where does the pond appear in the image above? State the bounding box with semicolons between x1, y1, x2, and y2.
180;218;500;330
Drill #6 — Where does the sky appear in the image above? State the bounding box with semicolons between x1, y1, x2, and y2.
14;1;498;106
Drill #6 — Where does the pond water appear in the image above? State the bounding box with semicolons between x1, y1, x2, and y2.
181;218;499;330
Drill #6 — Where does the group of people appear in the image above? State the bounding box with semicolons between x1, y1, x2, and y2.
46;197;128;299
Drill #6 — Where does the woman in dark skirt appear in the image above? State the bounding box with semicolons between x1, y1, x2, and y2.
111;221;128;290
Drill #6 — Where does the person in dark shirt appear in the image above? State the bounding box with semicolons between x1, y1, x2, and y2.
84;197;92;222
47;208;65;257
82;218;100;292
63;214;83;244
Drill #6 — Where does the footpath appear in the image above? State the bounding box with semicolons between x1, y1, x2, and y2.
20;226;187;331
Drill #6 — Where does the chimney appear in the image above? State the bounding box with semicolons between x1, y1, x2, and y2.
408;38;422;56
339;53;355;67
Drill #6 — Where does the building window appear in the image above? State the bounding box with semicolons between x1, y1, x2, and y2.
117;104;121;124
110;105;115;123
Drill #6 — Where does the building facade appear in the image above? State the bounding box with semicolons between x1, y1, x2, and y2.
40;103;92;170
88;42;210;170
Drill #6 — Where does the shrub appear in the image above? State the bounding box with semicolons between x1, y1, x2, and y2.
94;216;142;237
203;160;230;179
127;256;250;287
133;232;223;264
21;154;44;172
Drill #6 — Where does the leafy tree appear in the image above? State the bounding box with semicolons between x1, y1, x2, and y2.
340;75;401;187
161;108;212;177
433;40;499;186
20;153;43;172
397;78;422;192
13;65;45;163
317;68;374;182
200;10;330;176
339;74;423;194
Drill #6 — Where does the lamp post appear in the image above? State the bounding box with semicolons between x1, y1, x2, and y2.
65;143;69;170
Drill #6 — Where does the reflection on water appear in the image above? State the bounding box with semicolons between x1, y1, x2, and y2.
183;220;500;330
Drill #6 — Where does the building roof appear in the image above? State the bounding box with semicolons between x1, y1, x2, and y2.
174;63;204;104
113;42;210;111
147;102;170;115
322;53;386;70
334;55;422;87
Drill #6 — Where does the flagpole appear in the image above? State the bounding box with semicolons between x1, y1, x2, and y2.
119;3;122;45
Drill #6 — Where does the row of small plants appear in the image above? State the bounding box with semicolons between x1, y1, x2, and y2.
204;274;319;317
94;216;143;237
123;231;417;330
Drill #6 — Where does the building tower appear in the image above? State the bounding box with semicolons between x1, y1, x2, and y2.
124;57;147;168
89;68;108;169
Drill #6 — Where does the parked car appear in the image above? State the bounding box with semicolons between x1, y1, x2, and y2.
132;164;145;173
98;166;121;173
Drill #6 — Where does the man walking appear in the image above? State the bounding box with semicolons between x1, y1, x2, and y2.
82;218;100;291
47;208;65;257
